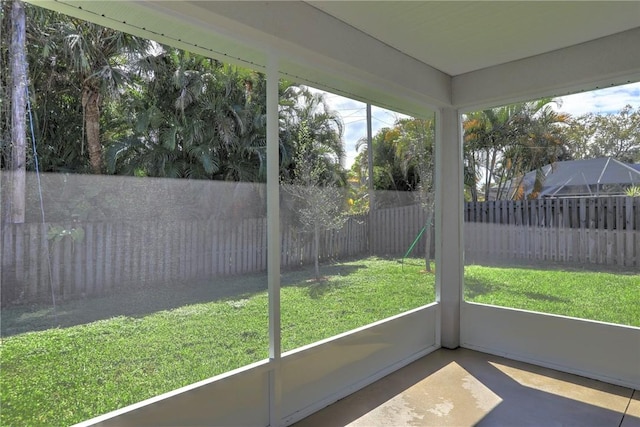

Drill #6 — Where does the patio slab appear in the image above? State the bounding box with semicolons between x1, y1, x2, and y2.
293;348;635;427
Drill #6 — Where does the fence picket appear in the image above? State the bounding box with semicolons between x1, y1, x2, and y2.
38;225;50;297
50;242;62;295
26;224;38;299
14;225;24;298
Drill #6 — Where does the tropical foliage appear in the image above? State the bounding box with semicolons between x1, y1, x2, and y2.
461;100;640;201
0;4;343;186
563;105;640;163
625;185;640;197
463;99;571;201
108;51;268;181
350;117;435;199
279;86;346;185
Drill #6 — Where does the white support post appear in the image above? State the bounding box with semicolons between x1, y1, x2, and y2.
366;103;374;254
435;107;464;349
266;53;282;426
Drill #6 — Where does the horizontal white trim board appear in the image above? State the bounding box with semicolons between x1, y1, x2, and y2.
76;359;272;427
281;304;440;425
453;27;640;111
75;304;439;426
282;344;439;426
461;302;640;389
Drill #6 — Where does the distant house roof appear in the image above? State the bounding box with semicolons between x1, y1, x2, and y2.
516;157;640;198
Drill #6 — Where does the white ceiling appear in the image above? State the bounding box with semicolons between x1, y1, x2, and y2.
308;1;640;76
28;1;640;114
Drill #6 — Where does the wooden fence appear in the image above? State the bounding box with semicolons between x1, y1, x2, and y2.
464;223;640;267
1;215;368;305
464;197;640;266
465;197;640;230
371;204;430;256
2;198;638;306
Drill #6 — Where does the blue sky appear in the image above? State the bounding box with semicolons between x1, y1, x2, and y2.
313;81;640;169
316;92;408;169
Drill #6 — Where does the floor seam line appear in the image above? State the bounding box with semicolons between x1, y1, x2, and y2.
617;390;634;427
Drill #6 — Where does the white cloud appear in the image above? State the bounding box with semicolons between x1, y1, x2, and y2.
554;82;640;116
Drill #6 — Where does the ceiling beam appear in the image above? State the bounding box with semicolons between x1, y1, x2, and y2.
28;1;449;116
169;1;450;112
452;27;640;111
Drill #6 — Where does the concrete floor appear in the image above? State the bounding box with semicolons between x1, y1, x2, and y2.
293;348;639;427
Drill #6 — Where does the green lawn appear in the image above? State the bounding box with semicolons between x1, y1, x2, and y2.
0;257;434;426
465;264;640;326
1;258;638;426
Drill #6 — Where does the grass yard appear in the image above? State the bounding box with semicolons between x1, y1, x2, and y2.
0;257;434;426
1;257;638;426
464;264;640;326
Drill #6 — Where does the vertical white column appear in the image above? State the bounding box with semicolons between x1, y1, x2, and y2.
266;54;282;426
366;104;374;253
435;107;464;349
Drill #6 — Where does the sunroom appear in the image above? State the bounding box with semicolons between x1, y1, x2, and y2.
4;1;640;426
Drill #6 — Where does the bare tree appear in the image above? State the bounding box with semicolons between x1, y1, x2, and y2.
394;118;435;272
282;122;346;280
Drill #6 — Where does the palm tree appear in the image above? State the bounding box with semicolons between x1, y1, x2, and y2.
51;15;151;174
1;0;27;224
107;48;267;181
18;5;84;173
500;101;570;199
463;104;524;201
463;99;569;201
279;86;346;185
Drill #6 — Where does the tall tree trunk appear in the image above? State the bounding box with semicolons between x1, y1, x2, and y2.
314;222;320;280
4;0;27;224
83;84;102;174
424;211;432;273
469;155;479;202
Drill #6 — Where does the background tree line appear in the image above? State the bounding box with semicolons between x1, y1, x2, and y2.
0;2;345;184
2;1;639;214
350;100;639;204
